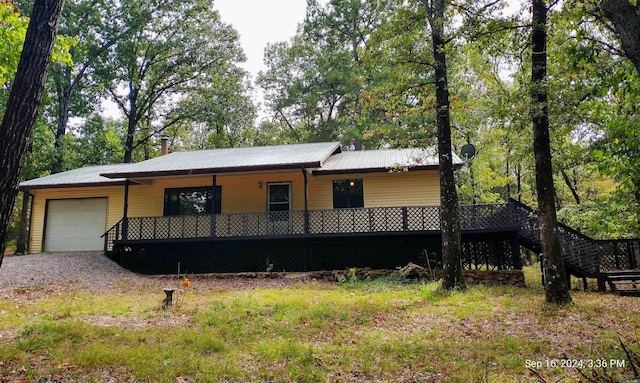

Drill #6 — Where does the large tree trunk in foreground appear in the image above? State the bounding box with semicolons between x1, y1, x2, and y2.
424;0;465;291
599;0;640;75
531;0;572;304
0;0;65;267
596;0;640;237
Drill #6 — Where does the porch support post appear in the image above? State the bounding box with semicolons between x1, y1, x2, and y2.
302;169;309;271
302;169;309;234
211;175;217;237
212;175;217;201
123;179;130;239
597;265;606;292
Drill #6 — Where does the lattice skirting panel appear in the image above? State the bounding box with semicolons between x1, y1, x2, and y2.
113;233;522;275
599;240;640;271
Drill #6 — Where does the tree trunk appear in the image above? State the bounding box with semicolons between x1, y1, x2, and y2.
634;181;640;237
424;0;465;291
531;0;572;304
600;0;640;75
517;164;522;202
52;81;70;174
0;0;65;267
123;86;138;163
15;192;30;254
506;159;510;198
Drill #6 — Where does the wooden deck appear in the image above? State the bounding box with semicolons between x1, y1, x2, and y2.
103;200;640;279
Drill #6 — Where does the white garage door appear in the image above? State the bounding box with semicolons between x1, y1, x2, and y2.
44;198;108;252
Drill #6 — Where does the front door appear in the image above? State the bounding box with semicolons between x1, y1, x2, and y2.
267;182;291;234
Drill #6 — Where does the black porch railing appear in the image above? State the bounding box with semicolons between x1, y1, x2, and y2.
103;219;123;253
597;239;640;271
103;203;519;248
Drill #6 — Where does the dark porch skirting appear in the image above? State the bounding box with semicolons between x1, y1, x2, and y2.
110;232;522;275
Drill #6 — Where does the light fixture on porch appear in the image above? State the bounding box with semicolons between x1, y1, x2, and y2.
349;181;355;187
258;181;263;189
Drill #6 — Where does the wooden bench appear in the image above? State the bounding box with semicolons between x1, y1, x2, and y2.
601;271;640;296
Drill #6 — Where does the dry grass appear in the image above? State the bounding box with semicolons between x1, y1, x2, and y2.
0;267;639;383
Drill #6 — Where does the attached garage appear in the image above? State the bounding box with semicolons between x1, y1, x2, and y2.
44;198;108;251
19;164;129;254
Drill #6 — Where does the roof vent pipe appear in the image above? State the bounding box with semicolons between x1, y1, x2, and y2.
160;134;169;156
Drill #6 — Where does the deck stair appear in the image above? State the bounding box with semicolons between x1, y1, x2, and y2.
600;270;640;296
508;198;640;292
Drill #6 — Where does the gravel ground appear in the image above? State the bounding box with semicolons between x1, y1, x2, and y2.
0;252;317;294
0;252;143;292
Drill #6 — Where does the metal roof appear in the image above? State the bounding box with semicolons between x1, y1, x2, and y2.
19;164;129;190
101;142;342;179
311;147;463;174
19;143;461;189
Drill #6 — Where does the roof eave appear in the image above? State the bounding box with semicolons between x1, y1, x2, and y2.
101;162;324;179
18;180;128;191
311;164;441;176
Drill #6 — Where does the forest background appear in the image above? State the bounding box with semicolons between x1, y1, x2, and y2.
1;0;639;249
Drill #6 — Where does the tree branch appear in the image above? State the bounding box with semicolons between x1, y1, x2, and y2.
619;337;640;377
105;87;130;118
396;59;436;69
560;168;581;205
449;0;503;16
547;0;561;11
467;23;531;42
276;109;302;142
574;35;626;57
130;113;185;151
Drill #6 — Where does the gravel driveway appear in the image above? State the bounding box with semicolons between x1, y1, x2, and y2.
0;252;310;294
0;252;143;292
